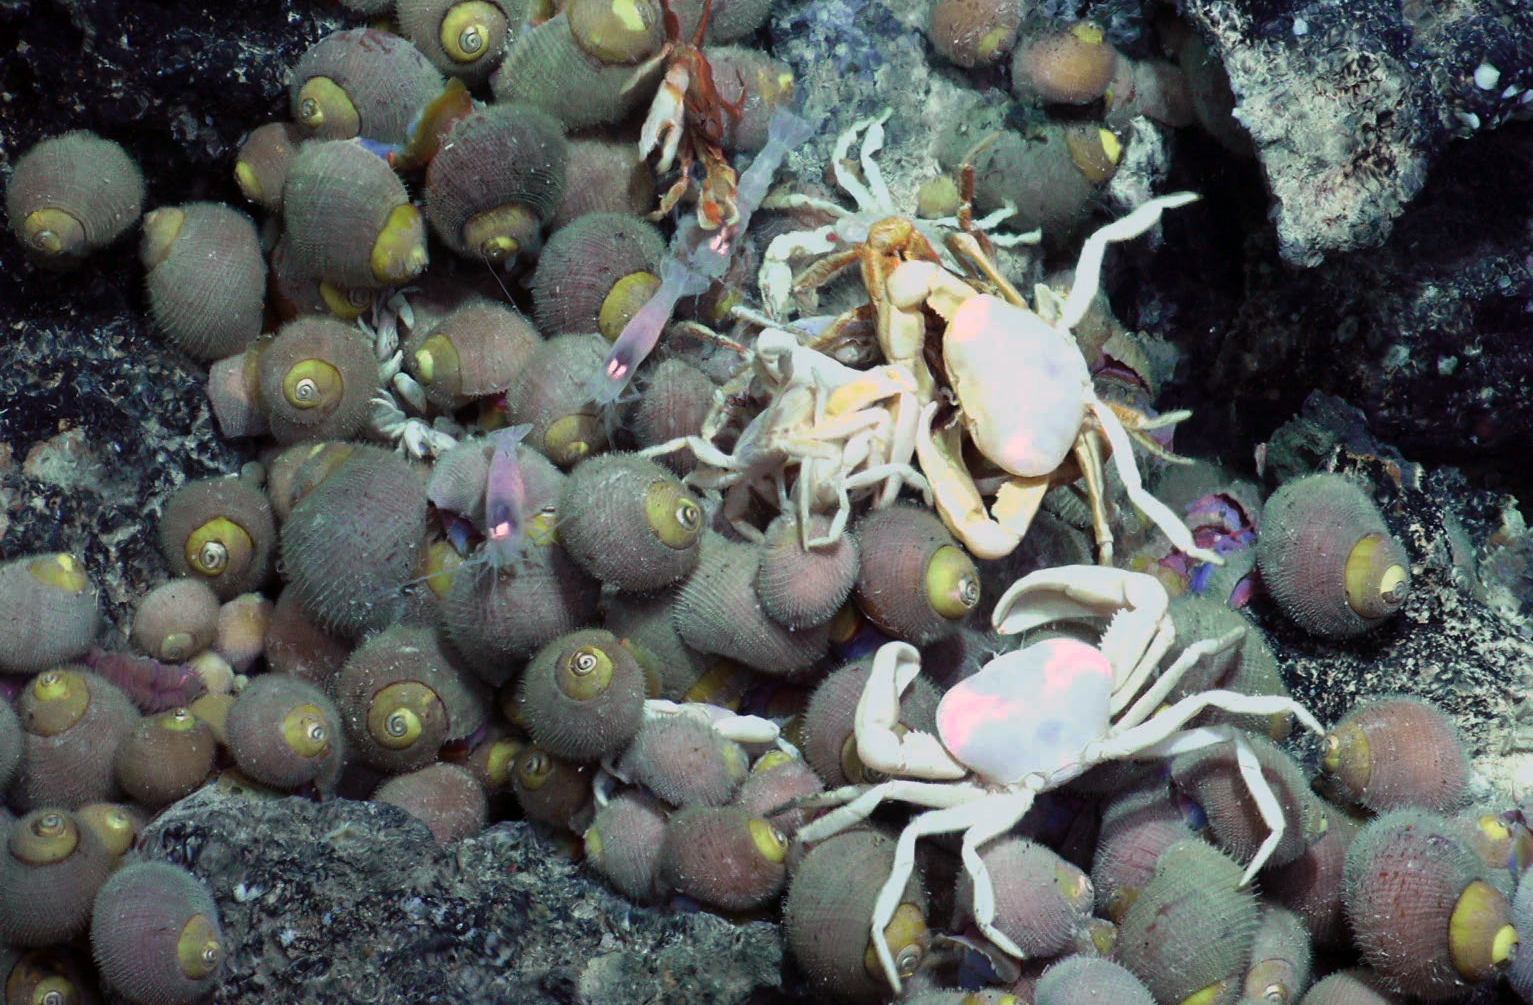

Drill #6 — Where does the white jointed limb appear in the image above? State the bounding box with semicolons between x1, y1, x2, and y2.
1115;628;1246;731
857;642;967;779
792;777;989;845
1058;192;1200;331
957;790;1040;961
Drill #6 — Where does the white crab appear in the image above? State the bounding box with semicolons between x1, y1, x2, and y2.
641;327;931;547
757;109;1033;318
793;564;1326;993
359;290;465;460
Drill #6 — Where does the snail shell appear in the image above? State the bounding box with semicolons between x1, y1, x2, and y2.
558;453;706;592
585;788;671;903
730;751;824;833
263;584;352;688
938;116;1106;238
601;586;713;700
141;201;266;360
1170;732;1327;870
1035;956;1155;1005
266;233;378;324
224;672;343;791
530;212;666;339
112;708;216;810
159;474;275;600
0;809;111;947
90;861;224;1005
955;836;1093;956
755;513;861;629
333;630;455;775
0;945;97;1005
404;298;543;409
631;357;715;477
373;762;488;843
1261;801;1360;948
617;712;748;808
255;316;380;444
131;577;221;664
673;533;831;676
1297;969;1400;1005
424;103;568;264
6;130;144;264
397;0;522;81
783;829;930;1002
1256;473;1410;638
283;139;429;289
511;744;592;830
1011;21;1118;105
1320;694;1470;815
853;504;980;645
288;28;445;146
701;47;796;153
0;699;18;792
1166;593;1292;740
518;628;646;763
1115;839;1260;1005
491;9;666;130
550;137;655;229
1343;809;1517;997
504;333;611;467
0;552;100;673
800;660;939;788
12;669;139;812
1091;782;1200;922
77;801;144;861
278;446;428;639
1244;904;1314;1005
234;121;306;212
926;0;1021;68
660;805;788;911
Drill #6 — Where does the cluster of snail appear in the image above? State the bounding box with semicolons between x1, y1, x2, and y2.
4;0;1523;1000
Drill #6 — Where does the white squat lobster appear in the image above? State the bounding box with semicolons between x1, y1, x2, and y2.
792;564;1326;993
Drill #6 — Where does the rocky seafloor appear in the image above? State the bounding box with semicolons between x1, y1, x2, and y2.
5;0;1533;1002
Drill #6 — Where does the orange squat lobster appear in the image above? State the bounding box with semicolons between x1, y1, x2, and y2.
637;0;748;229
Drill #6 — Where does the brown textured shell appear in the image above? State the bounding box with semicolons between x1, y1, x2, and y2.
558;453;705;592
131;577;221;663
585;788;671;902
0;698;19;792
1256;473;1410;638
940;120;1100;238
439;543;601;685
550;137;655;229
1261;802;1360;948
755;513;861;629
504;333;611;467
1166;592;1293;740
731;753;824;832
5;130;145;261
631;358;715;477
278;446;428;639
927;0;1020;68
404;299;543;408
424;103;567;260
1090;782;1200;922
0;810;111;947
660;806;786;911
255;316;380;445
12;670;138;813
159;475;276;600
1321;694;1470;815
530;212;666;336
853;504;978;645
674;534;830;676
427;435;566;528
235;122;306;211
601;587;713;700
519;628;646;762
224;673;342;790
1244;904;1314;1005
0;554;100;674
1171;732;1327;870
334;625;477;773
112;708;216;809
783;829;929;1003
702;47;796;153
511;746;592;829
1035;956;1155;1005
263;584;351;687
618;712;747;808
1115;839;1260;1004
956;837;1092;956
283;139;424;289
90;862;224;1004
142;202;266;360
288;29;446;145
374;763;488;842
397;0;521;81
1343;809;1511;997
491;13;665;129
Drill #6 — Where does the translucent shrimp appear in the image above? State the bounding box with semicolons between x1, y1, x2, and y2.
479;423;534;569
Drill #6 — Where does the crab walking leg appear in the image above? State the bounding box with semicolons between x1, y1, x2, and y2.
1090;399;1225;566
1057;192;1201;331
1071;427;1116;566
831;112;891;216
793;778;989;844
857;642;968;779
1115;627;1246;731
854;110;896;210
915;402;1027;560
956;789;1041;961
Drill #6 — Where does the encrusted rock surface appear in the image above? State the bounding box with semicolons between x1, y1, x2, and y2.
130;789;784;1005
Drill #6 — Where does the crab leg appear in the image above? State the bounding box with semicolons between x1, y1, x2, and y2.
957;789;1041;960
915;401;1035;560
856;641;967;779
1058;191;1200;330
